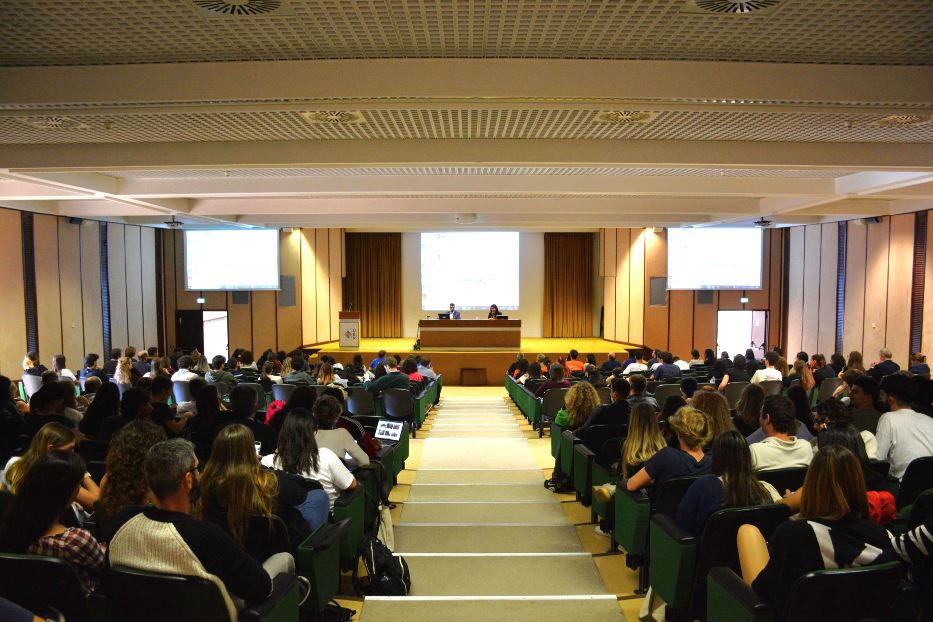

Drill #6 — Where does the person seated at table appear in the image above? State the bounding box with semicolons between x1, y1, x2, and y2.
487;303;500;318
447;303;461;320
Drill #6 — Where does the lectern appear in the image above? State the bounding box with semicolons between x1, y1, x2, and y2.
338;311;361;348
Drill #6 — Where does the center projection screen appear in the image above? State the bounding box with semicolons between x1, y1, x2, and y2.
667;227;763;290
421;232;519;310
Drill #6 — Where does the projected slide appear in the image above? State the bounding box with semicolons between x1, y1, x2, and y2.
421;232;519;310
185;229;280;291
667;228;763;290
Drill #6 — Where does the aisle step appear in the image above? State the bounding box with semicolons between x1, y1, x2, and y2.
402;555;609;596
399;502;568;525
394;525;583;554
406;484;554;503
427;430;526;438
415;469;544;485
359;596;622;622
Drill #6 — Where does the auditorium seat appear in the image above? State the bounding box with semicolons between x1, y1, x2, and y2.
539;388;569;437
347;387;376;416
172;380;192;404
652;384;682;410
723;382;749;409
271;383;296;403
757;466;808;494
0;552;99;622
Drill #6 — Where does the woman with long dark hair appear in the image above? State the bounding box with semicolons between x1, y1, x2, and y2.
703;349;716;367
734;383;765;437
261;407;356;513
487;304;500;319
676;431;780;537
0;451;105;595
79;381;120;438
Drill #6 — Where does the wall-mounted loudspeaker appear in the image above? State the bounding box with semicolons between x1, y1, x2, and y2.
856;216;882;225
67;217;84;225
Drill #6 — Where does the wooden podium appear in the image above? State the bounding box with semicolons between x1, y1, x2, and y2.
418;319;521;348
338;311;361;348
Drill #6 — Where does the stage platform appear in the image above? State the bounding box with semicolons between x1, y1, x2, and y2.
312;337;640;386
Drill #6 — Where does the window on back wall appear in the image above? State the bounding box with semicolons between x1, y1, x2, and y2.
649;277;668;306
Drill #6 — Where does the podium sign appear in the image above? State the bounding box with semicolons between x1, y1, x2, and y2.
338;311;361;348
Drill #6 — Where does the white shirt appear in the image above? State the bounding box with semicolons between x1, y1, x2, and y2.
176;401;197;416
261;447;355;510
171;369;198;382
673;360;690;371
875;407;933;480
622;362;648;375
58;369;77;381
750;436;814;471
750;367;783;384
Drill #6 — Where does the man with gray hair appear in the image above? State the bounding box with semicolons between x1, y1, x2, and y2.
108;439;296;616
868;347;900;382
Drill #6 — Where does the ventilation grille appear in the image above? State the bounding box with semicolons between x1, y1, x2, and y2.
300;111;366;125
190;1;285;16
16;116;90;130
688;0;785;14
594;111;659;125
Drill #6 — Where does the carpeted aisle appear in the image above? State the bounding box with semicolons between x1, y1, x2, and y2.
359;395;626;621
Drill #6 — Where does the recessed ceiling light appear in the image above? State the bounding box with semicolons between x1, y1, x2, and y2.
300;111;366;125
594;111;659;125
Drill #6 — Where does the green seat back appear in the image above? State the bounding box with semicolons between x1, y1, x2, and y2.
615;490;650;555
649;517;697;609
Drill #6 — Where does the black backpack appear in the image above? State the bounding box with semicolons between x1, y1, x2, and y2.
352;536;411;596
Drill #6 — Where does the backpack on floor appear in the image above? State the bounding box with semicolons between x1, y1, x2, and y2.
352;536;411;596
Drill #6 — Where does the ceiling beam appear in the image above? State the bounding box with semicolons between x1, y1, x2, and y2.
3;139;932;171
2;59;931;112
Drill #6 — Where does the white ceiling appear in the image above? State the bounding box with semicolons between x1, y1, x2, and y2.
0;0;931;231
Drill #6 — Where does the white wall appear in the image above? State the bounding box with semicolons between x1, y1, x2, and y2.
401;232;546;337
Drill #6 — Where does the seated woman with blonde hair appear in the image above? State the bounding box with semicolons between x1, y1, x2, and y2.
625;406;713;494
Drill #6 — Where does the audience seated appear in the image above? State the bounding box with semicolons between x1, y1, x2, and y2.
867;347;900;382
652;352;682;382
691;391;735;442
0;450;105;595
733;383;765;437
564;349;585;374
750;351;783;384
737;445;890;621
369;350;387;370
22;351;48;377
52;354;77;383
206;355;237;386
259;361;283;392
284;354;316;386
79;353;107;383
679;377;698;402
361;356;409;396
600;352;621;373
810;353;836;387
150;375;190;437
261;407;357;514
745;385;815;443
78;381;120;438
313;395;370;469
908;352;930;376
222;384;277;455
268;386;317;432
625;406;712;497
231;350;261;384
847;375;883;434
170;356;198;382
875;374;933;480
575;377;631;444
196;424;325;550
748;395;814;471
98;387;151;442
545;382;600;493
96;420;166;535
534;363;571;398
190;384;225;435
109;439;293;615
812;399;877;459
23;382;75;437
626;374;659;411
676;430;780;537
621;351;649;376
717;354;749;390
102;349;121;376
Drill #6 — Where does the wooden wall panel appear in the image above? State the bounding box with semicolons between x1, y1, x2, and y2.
227;292;252;352
843;221;867;356
886;214;914;366
628;230;645;345
603;228;617;278
863;217;892;362
58;219;85;370
693;291;718;355
718;290;743;310
107;223;129;349
800;225;822;356
614;228;631;343
603;275;616;340
315;229;330;342
80;222;104;358
277;229;302;351
34;214;63;363
767;229;784;350
785;227;805;358
140;227;159;350
328;228;342;338
924;214;933;355
300;229;317;345
0;210;26;376
668;289;693;360
162;227;177;348
643;229;668;349
124;225;145;349
817;223;838;356
251;292;277;354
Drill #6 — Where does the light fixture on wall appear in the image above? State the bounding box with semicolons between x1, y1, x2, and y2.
196;297;206;305
651;226;665;233
740;296;750;304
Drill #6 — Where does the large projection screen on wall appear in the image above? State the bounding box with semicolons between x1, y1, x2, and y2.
184;229;280;291
667;227;763;290
421;232;519;310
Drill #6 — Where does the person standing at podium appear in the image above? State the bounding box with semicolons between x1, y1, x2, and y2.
448;303;461;320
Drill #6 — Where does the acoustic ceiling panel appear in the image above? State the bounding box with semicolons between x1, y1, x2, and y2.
0;0;930;66
2;108;931;144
